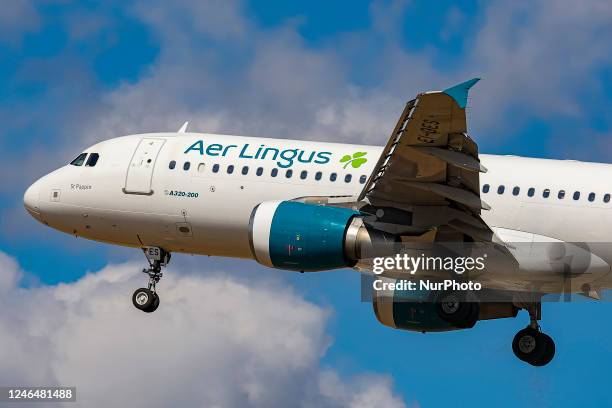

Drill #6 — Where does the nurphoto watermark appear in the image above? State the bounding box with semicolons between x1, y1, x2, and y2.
358;241;612;303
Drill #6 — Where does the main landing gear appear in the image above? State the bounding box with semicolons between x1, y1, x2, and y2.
512;303;555;366
132;247;170;313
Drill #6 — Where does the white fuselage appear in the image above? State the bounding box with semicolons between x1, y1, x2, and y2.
23;132;612;275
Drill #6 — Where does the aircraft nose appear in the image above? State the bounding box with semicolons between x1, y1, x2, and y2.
23;181;41;218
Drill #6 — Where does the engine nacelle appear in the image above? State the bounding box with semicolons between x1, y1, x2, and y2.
371;278;518;333
373;287;462;332
249;201;395;272
249;200;358;271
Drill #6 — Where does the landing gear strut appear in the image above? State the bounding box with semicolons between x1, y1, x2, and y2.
512;303;555;366
132;247;170;313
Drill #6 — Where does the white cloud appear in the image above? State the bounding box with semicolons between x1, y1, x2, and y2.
0;252;21;292
133;0;250;43
6;0;611;172
466;0;612;132
0;252;408;407
80;0;612;149
318;371;410;408
75;0;426;146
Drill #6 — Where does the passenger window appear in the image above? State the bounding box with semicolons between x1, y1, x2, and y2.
70;153;87;166
482;184;490;193
286;169;293;178
573;191;580;200
271;168;278;177
345;174;352;183
169;160;176;170
85;153;99;167
300;170;307;180
497;185;505;194
183;162;190;171
256;167;263;176
315;172;322;181
588;192;596;202
212;164;219;173
242;166;249;175
359;175;367;184
605;194;610;203
512;186;520;196
227;165;234;174
527;188;535;197
558;190;565;199
330;173;337;182
543;189;550;198
197;163;205;173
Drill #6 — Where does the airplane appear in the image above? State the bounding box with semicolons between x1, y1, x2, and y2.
22;78;612;367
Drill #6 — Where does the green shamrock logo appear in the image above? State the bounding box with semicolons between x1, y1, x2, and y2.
340;152;368;169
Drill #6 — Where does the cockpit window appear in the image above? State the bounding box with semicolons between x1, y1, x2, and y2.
85;153;99;167
70;153;88;166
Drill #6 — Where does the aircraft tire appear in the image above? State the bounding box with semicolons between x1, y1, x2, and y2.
529;332;555;366
144;293;160;313
512;327;555;366
132;288;155;312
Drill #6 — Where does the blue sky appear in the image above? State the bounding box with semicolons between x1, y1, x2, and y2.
1;0;612;406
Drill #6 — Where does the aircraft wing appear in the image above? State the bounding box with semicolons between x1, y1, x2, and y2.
358;78;492;241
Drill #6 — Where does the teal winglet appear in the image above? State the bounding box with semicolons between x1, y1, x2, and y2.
443;78;480;109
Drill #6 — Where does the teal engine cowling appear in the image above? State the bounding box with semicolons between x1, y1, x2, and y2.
372;284;465;332
371;277;518;332
248;201;376;272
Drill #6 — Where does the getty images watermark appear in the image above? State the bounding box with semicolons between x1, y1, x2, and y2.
371;253;488;291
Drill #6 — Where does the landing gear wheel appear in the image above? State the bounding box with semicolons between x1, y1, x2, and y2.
532;332;555;366
435;291;479;328
512;327;555;366
132;288;155;311
132;288;160;313
147;293;160;313
131;246;170;313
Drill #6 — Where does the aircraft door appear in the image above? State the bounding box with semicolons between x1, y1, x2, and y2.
124;138;166;195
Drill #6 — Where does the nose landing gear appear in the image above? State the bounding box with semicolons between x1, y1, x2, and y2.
132;287;159;313
132;247;170;313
